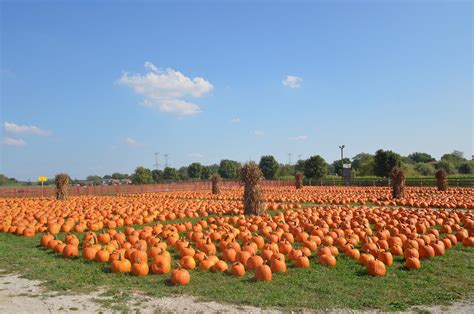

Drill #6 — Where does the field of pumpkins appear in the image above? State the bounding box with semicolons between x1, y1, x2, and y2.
1;186;474;310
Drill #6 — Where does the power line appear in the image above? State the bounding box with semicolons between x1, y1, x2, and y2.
297;154;302;161
164;154;169;168
288;153;292;166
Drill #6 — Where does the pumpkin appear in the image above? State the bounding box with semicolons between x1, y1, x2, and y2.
405;257;421;270
230;262;246;277
255;264;272;282
366;259;386;277
170;267;190;286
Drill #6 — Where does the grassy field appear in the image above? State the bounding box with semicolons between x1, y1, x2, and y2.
1;211;473;312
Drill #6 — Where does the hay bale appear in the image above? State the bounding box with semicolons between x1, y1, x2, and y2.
294;172;304;189
390;166;405;199
55;173;69;200
211;174;221;195
240;161;264;215
435;169;447;191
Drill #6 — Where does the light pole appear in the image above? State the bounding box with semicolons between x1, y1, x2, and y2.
339;145;345;176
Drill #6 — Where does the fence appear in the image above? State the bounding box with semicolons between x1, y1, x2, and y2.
304;178;474;188
0;180;294;198
1;177;472;198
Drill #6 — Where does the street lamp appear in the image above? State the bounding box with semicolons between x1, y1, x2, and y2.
339;145;345;177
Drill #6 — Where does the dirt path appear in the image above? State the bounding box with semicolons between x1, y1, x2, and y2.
1;272;473;313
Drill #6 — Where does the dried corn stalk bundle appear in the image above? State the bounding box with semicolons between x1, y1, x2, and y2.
240;161;264;215
390;166;405;199
55;173;69;200
435;169;447;191
211;173;221;194
294;172;304;189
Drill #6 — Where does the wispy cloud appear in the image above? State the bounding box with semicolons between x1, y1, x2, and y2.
118;62;214;116
230;118;241;124
188;153;204;158
3;122;51;136
282;75;302;88
2;137;26;146
125;137;139;146
254;130;265;136
288;135;308;141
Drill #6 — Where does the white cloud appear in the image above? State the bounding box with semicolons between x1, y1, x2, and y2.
254;130;265;136
125;137;138;146
118;62;214;116
189;153;204;158
230;118;241;124
289;135;308;141
3;122;51;136
3;137;26;146
282;75;302;88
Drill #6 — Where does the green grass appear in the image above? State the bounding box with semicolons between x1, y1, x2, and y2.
0;230;473;311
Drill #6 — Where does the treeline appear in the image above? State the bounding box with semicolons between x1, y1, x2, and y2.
1;149;471;186
128;150;473;185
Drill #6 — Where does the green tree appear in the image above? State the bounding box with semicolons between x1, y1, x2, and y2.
111;172;129;180
294;160;306;173
304;155;328;180
373;149;402;177
187;163;203;179
407;152;436;164
437;160;456;175
458;161;474;174
441;151;466;168
218;159;241;179
86;175;102;182
0;174;8;185
258;155;280;180
276;164;295;178
151;169;164;183
331;158;351;176
201;164;219;180
131;167;153;184
163;167;178;181
351;153;375;176
414;163;435;176
178;167;189;181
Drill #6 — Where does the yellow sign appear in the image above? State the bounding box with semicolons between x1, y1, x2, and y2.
38;176;48;182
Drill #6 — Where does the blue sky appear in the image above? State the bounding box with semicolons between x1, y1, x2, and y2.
1;0;472;180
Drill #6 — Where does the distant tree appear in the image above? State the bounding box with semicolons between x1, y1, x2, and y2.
131;167;153;184
103;175;112;179
458;161;474;174
187;163;203;179
294;160;306;173
111;172;129;180
407;152;436;164
437;160;456;175
373;149;402;177
178;167;189;181
86;175;102;182
0;174;8;185
163;167;178;181
331;158;351;176
441;151;466;168
258;155;279;180
414;163;436;176
151;169;164;183
351;153;375;176
304;155;328;180
218;159;241;179
201;164;219;180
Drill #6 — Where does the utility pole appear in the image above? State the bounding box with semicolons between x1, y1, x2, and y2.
164;154;169;168
288;153;292;166
297;154;302;161
154;152;160;170
339;145;345;176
